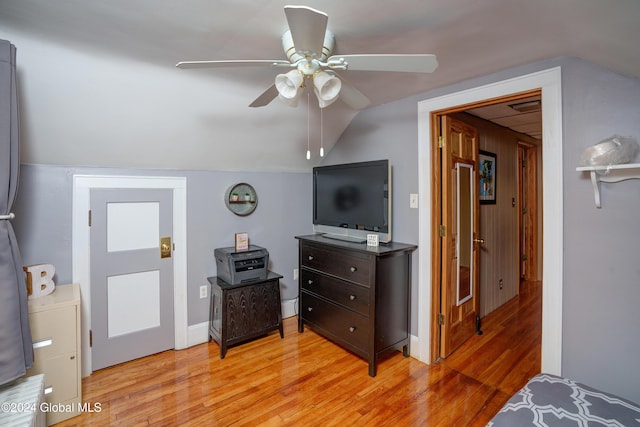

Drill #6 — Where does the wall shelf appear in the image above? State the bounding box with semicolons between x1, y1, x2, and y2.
576;163;640;208
224;183;258;216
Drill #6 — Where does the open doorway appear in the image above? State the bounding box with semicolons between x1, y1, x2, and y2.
415;67;563;375
431;90;541;360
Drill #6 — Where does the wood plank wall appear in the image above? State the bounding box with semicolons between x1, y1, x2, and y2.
452;112;539;317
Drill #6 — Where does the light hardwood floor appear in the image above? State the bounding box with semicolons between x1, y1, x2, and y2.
56;281;541;426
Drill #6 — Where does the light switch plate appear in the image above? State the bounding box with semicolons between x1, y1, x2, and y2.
410;193;419;209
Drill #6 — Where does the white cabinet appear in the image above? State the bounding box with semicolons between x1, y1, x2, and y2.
27;283;81;425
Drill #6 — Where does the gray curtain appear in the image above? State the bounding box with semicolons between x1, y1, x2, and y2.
0;39;33;386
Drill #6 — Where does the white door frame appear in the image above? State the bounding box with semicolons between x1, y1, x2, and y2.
417;67;563;375
72;175;187;376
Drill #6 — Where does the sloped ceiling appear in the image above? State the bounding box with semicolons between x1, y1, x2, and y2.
0;0;639;172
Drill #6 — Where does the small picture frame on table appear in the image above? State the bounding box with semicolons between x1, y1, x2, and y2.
235;232;249;251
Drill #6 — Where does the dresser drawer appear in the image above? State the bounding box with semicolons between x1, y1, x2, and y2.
301;242;370;285
301;292;368;353
301;269;369;316
29;306;77;359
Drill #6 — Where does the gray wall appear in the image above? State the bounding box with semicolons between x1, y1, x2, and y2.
13;165;312;326
560;59;640;403
326;56;640;403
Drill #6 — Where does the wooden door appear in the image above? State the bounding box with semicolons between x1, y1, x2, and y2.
518;142;539;281
90;188;174;371
440;116;481;358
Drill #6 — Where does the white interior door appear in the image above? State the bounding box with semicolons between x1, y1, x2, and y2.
90;188;174;370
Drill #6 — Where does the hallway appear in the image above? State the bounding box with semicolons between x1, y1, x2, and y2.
440;280;542;398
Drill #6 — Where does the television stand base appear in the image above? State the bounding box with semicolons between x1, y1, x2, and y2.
321;233;366;244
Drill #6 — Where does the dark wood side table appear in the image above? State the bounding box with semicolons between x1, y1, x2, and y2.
207;271;283;358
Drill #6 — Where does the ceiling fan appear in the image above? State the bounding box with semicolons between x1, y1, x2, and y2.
176;5;438;110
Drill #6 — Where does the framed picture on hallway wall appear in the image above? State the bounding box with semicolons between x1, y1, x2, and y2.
479;150;496;204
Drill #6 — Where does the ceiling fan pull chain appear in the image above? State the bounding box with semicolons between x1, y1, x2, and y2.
320;108;324;157
306;92;311;160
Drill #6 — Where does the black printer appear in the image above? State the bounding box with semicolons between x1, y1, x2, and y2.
214;245;269;285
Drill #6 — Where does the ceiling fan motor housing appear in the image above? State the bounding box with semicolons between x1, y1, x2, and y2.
282;29;335;66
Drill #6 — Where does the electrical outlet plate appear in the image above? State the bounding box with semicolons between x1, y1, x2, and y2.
199;285;207;299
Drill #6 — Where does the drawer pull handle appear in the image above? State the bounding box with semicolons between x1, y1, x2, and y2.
308;279;314;285
307;307;313;312
32;338;53;349
350;266;357;273
44;386;53;395
308;255;314;261
349;295;356;301
349;326;356;333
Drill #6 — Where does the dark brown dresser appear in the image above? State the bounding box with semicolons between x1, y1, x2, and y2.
295;234;417;376
207;271;283;358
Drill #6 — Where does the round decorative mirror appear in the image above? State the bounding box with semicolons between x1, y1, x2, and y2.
225;183;258;216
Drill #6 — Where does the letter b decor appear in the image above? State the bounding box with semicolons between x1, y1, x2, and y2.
23;263;56;299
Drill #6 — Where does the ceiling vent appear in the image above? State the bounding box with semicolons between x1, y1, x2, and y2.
509;100;541;113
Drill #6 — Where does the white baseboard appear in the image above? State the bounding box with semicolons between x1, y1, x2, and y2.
281;298;298;319
187;321;209;347
409;333;422;361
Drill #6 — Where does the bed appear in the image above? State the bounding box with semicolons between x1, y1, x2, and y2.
488;373;640;426
0;374;46;427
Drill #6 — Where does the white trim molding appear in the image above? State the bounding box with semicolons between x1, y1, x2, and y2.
72;175;188;377
417;67;563;375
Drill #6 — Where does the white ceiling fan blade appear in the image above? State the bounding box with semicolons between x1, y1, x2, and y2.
249;84;278;108
284;5;328;56
339;81;371;110
324;71;370;110
176;59;291;69
327;54;438;73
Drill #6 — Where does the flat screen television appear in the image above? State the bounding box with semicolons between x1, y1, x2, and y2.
313;159;391;243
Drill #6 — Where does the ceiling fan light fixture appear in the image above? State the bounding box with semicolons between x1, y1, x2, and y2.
275;69;304;105
278;92;300;107
313;70;341;108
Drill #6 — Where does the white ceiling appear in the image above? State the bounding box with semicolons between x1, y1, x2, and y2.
1;0;639;172
467;95;542;140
